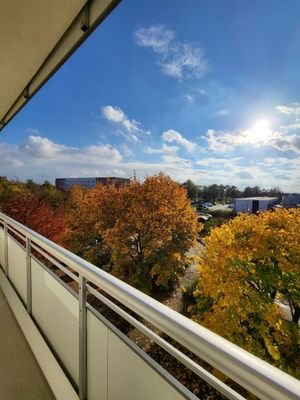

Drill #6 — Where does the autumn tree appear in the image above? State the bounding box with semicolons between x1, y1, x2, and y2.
0;178;67;244
95;174;198;292
190;209;300;377
64;184;112;267
65;174;199;292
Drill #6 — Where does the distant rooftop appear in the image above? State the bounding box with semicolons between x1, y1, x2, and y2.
235;197;278;201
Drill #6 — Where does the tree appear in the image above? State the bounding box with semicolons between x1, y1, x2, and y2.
98;174;199;293
190;209;300;377
0;183;67;244
182;180;199;202
64;184;111;267
225;185;241;200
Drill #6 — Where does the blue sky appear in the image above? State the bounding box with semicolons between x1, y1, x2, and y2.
1;0;300;191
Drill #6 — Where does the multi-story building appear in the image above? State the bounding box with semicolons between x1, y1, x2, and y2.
55;177;131;191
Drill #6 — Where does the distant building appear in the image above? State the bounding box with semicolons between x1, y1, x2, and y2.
233;197;279;214
282;193;300;208
55;177;130;191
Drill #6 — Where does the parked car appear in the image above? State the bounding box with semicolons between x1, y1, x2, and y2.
197;204;209;212
197;212;212;222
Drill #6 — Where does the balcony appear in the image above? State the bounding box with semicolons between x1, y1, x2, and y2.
0;211;299;400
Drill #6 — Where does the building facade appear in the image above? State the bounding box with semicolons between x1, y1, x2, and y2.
55;177;130;191
233;197;279;213
282;193;300;208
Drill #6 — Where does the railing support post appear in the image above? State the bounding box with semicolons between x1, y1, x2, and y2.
79;275;87;400
3;221;8;276
26;237;32;315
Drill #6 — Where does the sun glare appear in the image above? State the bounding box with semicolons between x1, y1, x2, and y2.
247;119;272;143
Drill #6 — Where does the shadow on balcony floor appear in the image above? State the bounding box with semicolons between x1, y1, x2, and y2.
0;289;55;400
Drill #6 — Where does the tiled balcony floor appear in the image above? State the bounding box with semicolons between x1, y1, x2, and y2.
0;289;55;400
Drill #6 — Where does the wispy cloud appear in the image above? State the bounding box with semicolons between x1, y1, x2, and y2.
235;171;253;179
197;89;207;95
280;122;300;131
276;103;300;117
121;143;134;157
214;109;229;117
134;24;175;53
144;144;179;155
162;129;197;152
160;43;208;80
183;94;194;103
116;130;141;144
195;157;242;167
134;25;208;80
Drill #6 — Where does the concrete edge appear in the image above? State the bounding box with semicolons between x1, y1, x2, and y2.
0;269;79;400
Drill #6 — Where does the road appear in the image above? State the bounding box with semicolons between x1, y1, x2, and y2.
209;203;233;212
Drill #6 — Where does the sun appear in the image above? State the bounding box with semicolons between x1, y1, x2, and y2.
247;119;272;143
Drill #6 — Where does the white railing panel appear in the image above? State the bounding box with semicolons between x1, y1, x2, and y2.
0;228;4;268
107;330;185;400
1;212;300;400
31;259;79;385
87;310;108;400
7;236;27;303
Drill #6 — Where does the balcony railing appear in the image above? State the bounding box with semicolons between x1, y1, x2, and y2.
0;211;299;400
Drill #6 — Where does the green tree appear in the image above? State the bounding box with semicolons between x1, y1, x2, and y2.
182;180;199;202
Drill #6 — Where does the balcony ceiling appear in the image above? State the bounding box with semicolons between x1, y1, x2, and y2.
0;0;120;131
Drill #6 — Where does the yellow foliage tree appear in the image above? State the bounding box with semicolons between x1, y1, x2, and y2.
64;184;112;266
191;209;300;377
65;174;199;292
98;173;199;292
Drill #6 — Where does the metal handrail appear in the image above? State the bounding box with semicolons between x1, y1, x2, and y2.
0;212;299;400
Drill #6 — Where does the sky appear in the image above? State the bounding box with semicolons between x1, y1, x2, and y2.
1;0;300;191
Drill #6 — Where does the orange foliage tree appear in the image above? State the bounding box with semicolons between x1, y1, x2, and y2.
190;209;300;377
66;174;199;292
99;174;199;292
64;184;112;266
0;178;67;244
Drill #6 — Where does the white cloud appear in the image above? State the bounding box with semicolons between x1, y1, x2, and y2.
274;174;291;180
235;171;253;179
160;43;208;80
122;143;134;157
214;109;229;117
135;25;208;81
195;157;242;167
102;105;125;123
144;144;179;155
280;122;300;131
162;129;196;152
270;132;300;153
276;103;300;117
134;25;175;53
102;105;148;137
9;135;122;167
117;130;141;144
1;134;299;192
197;89;207;95
183;94;194;103
203;125;300;154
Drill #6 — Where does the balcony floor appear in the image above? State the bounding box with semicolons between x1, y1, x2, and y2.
0;289;55;400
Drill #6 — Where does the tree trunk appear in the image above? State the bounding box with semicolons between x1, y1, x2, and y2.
292;307;300;324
